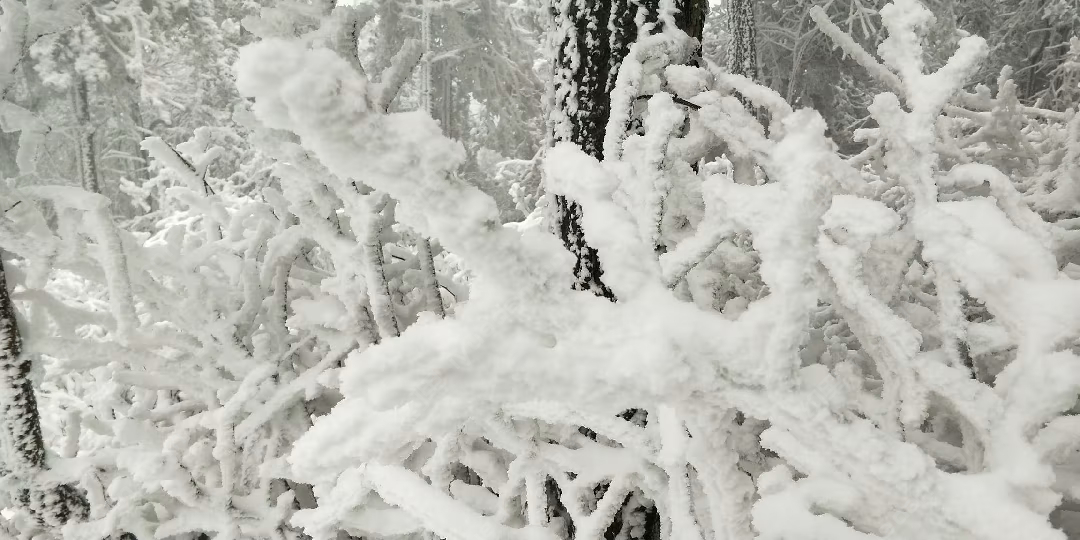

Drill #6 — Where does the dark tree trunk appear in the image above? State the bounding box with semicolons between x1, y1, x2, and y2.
0;263;46;474
727;0;759;94
0;258;89;527
727;0;762;182
127;86;152;195
551;0;707;299
674;0;708;62
72;75;100;195
546;1;708;539
551;0;617;300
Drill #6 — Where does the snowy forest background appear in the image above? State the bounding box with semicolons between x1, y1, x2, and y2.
2;0;1080;538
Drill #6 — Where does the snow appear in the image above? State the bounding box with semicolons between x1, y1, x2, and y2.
0;0;1078;539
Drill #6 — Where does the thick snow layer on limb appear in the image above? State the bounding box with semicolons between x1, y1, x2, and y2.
361;464;560;540
544;143;661;299
236;40;573;300
289;40;1055;540
5;0;1080;539
280;5;1080;539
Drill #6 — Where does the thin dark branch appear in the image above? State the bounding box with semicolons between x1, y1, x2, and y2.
635;94;702;110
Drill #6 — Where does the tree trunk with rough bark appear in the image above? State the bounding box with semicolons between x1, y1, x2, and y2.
675;0;709;62
727;0;758;84
546;1;708;538
550;0;617;300
551;0;707;299
0;258;89;527
72;75;100;195
727;0;761;184
726;0;759;112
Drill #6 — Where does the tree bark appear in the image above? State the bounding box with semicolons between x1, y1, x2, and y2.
546;2;708;539
727;0;759;83
727;0;761;184
0;258;89;527
674;0;708;62
551;0;706;299
72;75;100;195
550;0;619;300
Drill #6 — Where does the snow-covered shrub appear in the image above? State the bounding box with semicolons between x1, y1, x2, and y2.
2;0;1080;539
232;2;1080;540
0;3;454;538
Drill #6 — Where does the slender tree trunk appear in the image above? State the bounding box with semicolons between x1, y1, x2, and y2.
727;0;758;84
72;75;100;194
0;258;89;527
674;0;709;62
128;93;153;193
727;0;760;184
